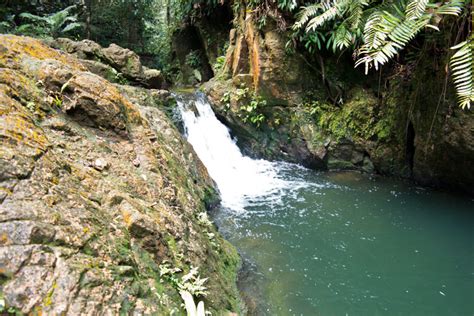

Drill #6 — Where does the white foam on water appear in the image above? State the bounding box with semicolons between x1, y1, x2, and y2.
176;93;302;211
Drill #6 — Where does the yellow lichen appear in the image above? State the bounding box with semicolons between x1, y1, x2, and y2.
0;35;85;71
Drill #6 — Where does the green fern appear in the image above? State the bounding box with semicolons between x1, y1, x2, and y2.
294;3;323;30
355;10;432;73
355;0;464;73
450;37;473;109
306;3;339;32
18;5;81;38
294;0;469;108
406;0;429;20
294;0;369;50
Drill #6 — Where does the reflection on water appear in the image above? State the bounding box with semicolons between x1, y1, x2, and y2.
177;93;474;316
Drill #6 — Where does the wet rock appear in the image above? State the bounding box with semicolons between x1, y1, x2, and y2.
50;38;103;60
60;72;134;132
362;156;375;173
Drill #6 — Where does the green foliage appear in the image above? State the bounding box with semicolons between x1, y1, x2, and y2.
185;51;202;68
220;88;267;127
355;0;463;73
237;89;267;127
178;266;208;296
294;0;369;52
158;262;209;297
450;35;473;109
220;91;232;112
193;69;203;82
213;55;226;73
52;95;63;108
305;89;395;142
15;5;81;38
294;0;469;108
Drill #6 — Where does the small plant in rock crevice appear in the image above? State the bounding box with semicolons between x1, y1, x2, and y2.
238;91;267;128
158;262;209;297
220;87;268;127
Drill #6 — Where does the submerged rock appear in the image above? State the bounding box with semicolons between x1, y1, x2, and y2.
0;35;240;314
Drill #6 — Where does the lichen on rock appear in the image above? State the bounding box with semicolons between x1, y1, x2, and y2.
0;35;241;315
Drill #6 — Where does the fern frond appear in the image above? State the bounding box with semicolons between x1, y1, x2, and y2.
450;38;474;109
18;12;48;23
345;0;369;30
434;0;465;16
306;4;339;32
62;22;82;33
406;0;428;20
355;0;465;73
294;4;323;30
330;23;353;51
357;10;432;72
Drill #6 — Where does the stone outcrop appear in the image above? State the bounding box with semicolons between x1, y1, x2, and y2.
0;35;240;314
50;38;164;89
222;8;315;105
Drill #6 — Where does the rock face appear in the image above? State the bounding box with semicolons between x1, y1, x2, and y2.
203;5;474;194
50;37;164;89
223;8;315;105
0;35;240;314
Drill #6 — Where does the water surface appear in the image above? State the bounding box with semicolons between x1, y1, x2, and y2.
177;93;474;316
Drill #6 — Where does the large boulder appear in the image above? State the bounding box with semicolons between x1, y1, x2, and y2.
0;35;241;314
101;43;144;79
142;67;163;89
50;38;165;88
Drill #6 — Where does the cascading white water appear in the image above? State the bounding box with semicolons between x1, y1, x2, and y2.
176;93;292;211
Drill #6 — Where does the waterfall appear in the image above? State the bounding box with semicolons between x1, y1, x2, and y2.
176;93;290;211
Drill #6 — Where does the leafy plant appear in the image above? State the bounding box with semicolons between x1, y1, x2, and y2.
355;0;463;73
240;94;267;127
52;95;63;108
185;50;202;69
294;0;369;52
294;0;470;108
16;5;82;38
213;55;226;73
178;266;208;297
450;35;473;109
193;69;203;82
158;263;208;297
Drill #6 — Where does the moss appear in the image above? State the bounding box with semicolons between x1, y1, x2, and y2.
305;87;397;145
327;158;355;170
202;185;219;209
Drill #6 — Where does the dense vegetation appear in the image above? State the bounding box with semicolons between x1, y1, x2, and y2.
1;0;471;108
